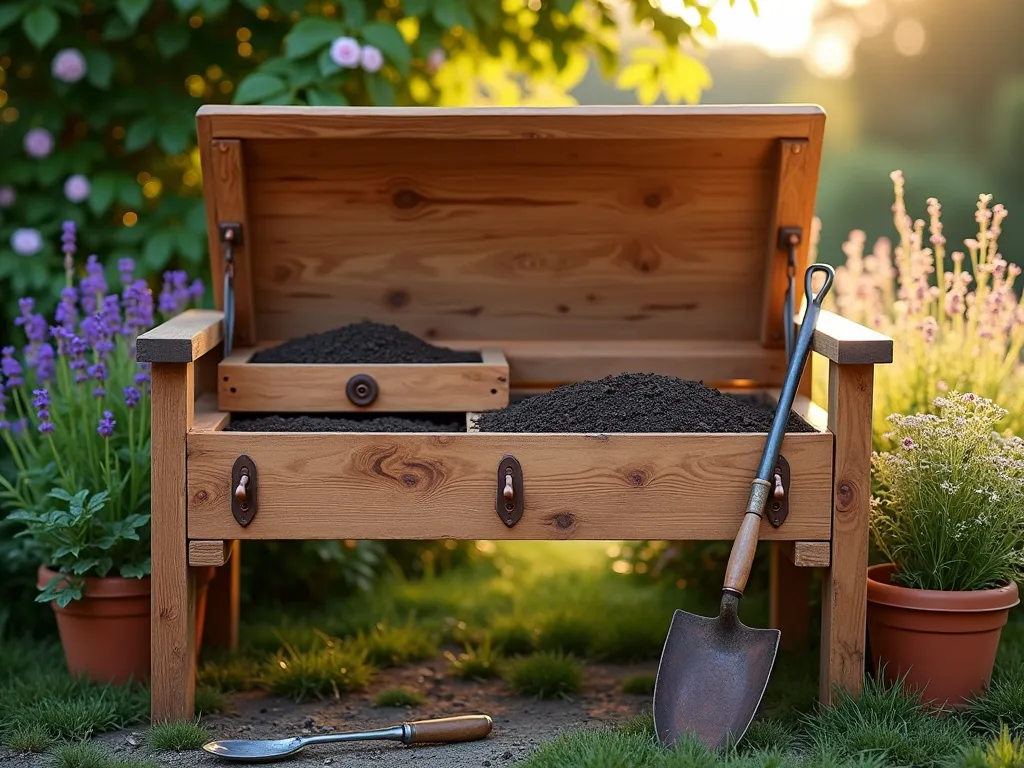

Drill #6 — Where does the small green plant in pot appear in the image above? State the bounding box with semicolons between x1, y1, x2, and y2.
0;222;207;684
868;392;1024;707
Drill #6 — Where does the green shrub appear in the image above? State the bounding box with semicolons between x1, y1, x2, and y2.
536;613;593;657
505;651;583;700
373;687;426;708
948;725;1024;768
264;641;374;702
446;636;502;681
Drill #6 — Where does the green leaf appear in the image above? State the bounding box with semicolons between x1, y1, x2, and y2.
87;490;110;512
403;0;429;16
339;0;366;28
116;0;150;26
171;0;200;10
155;24;189;58
185;201;208;234
365;72;395;106
201;0;229;16
432;0;471;30
84;49;115;88
289;61;321;89
261;91;294;105
119;177;143;207
307;88;347;106
143;230;175;269
0;3;24;32
22;6;59;49
234;72;288;104
37;154;66;186
121;558;151;578
361;22;411;75
103;14;133;41
553;0;575;12
124;117;158;152
158;121;190;153
285;16;344;60
176;230;204;263
318;46;341;76
88;174;118;215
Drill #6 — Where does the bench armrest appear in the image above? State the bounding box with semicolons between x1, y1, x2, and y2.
136;310;224;363
797;309;893;365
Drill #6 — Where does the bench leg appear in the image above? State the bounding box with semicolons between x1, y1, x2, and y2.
151;363;196;722
202;542;241;651
820;362;873;704
770;543;810;651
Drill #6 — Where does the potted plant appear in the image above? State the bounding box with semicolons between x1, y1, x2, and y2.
0;222;212;684
868;391;1024;707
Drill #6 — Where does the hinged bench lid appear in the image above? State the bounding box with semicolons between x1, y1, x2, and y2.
196;105;825;387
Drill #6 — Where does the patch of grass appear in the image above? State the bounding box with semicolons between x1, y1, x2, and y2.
197;656;263;692
505;651;583;700
490;617;538;656
446;636;503;681
799;676;974;768
373;687;427;708
621;674;656;696
947;724;1024;768
359;620;438;668
50;742;157;768
194;686;230;715
146;720;211;751
588;605;669;663
966;676;1024;738
536;613;593;657
264;641;374;701
517;724;662;768
4;723;51;752
741;719;795;753
757;650;819;722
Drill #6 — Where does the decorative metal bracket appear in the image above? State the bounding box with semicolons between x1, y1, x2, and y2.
231;454;257;527
778;227;802;365
219;222;243;357
496;455;524;528
767;454;791;528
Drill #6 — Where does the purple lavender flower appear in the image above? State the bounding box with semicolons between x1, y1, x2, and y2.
34;343;55;383
68;335;88;383
158;270;192;315
1;347;23;387
88;362;107;384
80;255;108;314
123;279;154;333
24;128;54;159
33;389;53;433
124;385;141;409
11;418;27;436
97;410;115;438
14;298;48;345
189;278;204;303
61;220;77;256
55;286;78;331
64;175;90;203
118;258;136;286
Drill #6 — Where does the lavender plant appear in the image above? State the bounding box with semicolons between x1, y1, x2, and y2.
871;392;1024;592
0;222;202;605
815;172;1024;450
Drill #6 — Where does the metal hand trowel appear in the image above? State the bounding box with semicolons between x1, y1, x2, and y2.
653;263;835;752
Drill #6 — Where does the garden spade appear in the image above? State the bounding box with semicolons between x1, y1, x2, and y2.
202;714;493;763
653;263;835;752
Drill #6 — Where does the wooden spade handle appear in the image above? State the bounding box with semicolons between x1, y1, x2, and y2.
723;512;762;594
406;715;493;744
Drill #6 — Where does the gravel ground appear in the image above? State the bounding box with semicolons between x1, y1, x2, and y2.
0;659;655;768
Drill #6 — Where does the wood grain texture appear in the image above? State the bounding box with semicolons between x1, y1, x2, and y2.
151;363;196;722
192;393;230;433
188;540;229;567
136;311;224;363
185;431;833;541
217;349;509;413
799;310;894;365
820;362;873;704
200;541;240;651
780;540;831;567
198;104;826;141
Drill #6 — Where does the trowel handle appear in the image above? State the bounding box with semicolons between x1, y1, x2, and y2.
723;485;771;594
403;715;493;744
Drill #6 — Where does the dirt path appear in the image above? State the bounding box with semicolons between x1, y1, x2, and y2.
2;659;656;768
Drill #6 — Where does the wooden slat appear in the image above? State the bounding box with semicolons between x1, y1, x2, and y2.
779;540;831;567
207;139;257;348
820;362;873;704
136;311;223;363
198;104;826;141
798;310;894;365
771;548;811;651
151;363;196;721
185;431;833;541
192;393;230;433
217;349;509;413
188;540;230;567
201;541;240;650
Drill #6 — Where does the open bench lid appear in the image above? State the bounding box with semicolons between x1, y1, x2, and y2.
196;105;826;388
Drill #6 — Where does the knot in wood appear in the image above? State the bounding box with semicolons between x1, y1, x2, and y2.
628;470;648;487
550;512;576;531
195;490;208;502
392;188;424;209
387;290;410;308
837;482;854;507
644;192;662;209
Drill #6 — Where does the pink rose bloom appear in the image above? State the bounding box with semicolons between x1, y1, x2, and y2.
427;48;446;74
360;45;384;73
0;185;15;208
24;128;55;159
330;37;361;68
64;174;91;203
11;228;43;256
52;48;87;83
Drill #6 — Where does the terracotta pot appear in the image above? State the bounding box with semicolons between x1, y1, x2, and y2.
39;564;151;685
866;563;1020;707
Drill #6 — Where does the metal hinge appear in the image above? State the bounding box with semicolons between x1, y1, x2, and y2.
778;227;802;364
218;223;243;356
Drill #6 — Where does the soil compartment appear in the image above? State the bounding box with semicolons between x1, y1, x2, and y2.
475;374;817;434
225;413;465;433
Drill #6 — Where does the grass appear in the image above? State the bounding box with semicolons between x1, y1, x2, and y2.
373;687;427;707
145;720;210;751
194;686;230;715
505;651;583;699
50;742;157;768
358;619;438;667
622;674;656;696
536;612;594;656
446;636;503;680
264;640;374;701
490;616;538;655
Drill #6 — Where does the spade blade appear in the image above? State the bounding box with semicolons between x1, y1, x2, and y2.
653;608;780;752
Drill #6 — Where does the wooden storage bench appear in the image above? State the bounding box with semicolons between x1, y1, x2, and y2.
138;105;892;722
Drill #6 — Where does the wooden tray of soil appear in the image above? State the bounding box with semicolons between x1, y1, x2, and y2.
218;321;509;413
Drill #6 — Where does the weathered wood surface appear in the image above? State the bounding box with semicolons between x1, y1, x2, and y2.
188;540;230;567
217;349;509;412
780;540;831;567
136;311;223;363
798;310;894;365
192;393;230;433
185;431;833;541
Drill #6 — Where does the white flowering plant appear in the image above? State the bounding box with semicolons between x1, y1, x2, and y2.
870;392;1024;592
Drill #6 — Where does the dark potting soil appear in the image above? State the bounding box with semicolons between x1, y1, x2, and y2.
249;322;482;365
225;413;464;433
475;374;817;434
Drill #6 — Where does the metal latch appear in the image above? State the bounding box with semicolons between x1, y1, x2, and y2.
231;454;257;527
219;222;243;357
496;455;524;527
778;227;802;364
767;454;790;528
346;373;379;406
